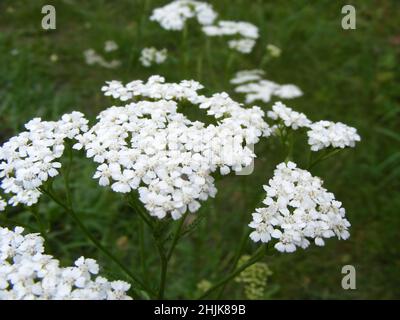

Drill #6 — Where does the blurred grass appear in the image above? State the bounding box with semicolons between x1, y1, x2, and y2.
0;0;399;299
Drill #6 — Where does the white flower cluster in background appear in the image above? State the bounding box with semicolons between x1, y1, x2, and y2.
266;44;281;58
0;112;88;207
267;101;311;130
231;70;303;103
203;20;259;54
0;196;6;211
139;47;168;67
228;38;256;54
151;1;259;54
150;0;217;31
104;40;118;52
307;121;361;151
83;40;121;69
0;226;132;300
75;75;270;220
249;162;351;253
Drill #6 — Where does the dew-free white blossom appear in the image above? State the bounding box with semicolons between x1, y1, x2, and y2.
249;162;350;253
230;70;265;85
150;0;217;31
307;121;361;151
266;44;281;57
202;20;259;39
0;196;6;211
0;226;132;300
78;76;270;220
232;70;303;104
202;20;259;54
0;112;88;207
139;47;168;67
104;40;118;52
83;49;121;69
228;38;256;54
267;102;311;130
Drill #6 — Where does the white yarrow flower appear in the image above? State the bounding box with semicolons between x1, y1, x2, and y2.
249;162;351;253
150;0;217;31
232;70;303;104
80;76;271;219
0;112;89;207
307;120;361;151
139;47;168;67
267;102;311;130
0;226;132;300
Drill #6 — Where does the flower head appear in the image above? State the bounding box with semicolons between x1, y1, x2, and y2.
0;112;88;207
0;226;132;300
150;0;217;31
139;47;168;67
249;162;351;253
267;102;311;130
307;120;361;151
81;76;270;219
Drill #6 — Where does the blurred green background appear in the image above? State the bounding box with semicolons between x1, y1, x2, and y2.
0;0;399;299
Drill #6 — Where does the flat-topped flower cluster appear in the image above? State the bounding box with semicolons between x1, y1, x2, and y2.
0;112;88;208
150;0;217;31
0;226;132;300
76;76;270;219
249;162;351;252
231;69;303;103
265;101;361;151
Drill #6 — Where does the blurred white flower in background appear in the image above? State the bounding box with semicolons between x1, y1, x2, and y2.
139;47;168;67
228;38;256;54
203;20;259;54
150;0;217;30
0;196;6;211
104;40;118;52
231;70;303;103
249;161;351;253
266;44;281;58
83;49;121;69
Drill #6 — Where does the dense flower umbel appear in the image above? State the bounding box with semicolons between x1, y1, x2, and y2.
76;76;270;220
231;70;303;103
249;162;350;253
0;226;132;300
0;112;88;207
307;120;361;151
139;47;168;67
150;0;217;31
267;102;311;130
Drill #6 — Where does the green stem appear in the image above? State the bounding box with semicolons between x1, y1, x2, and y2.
216;230;251;299
308;149;343;169
198;244;267;299
166;213;187;262
138;218;147;279
285;131;294;162
40;187;153;298
128;197;168;299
